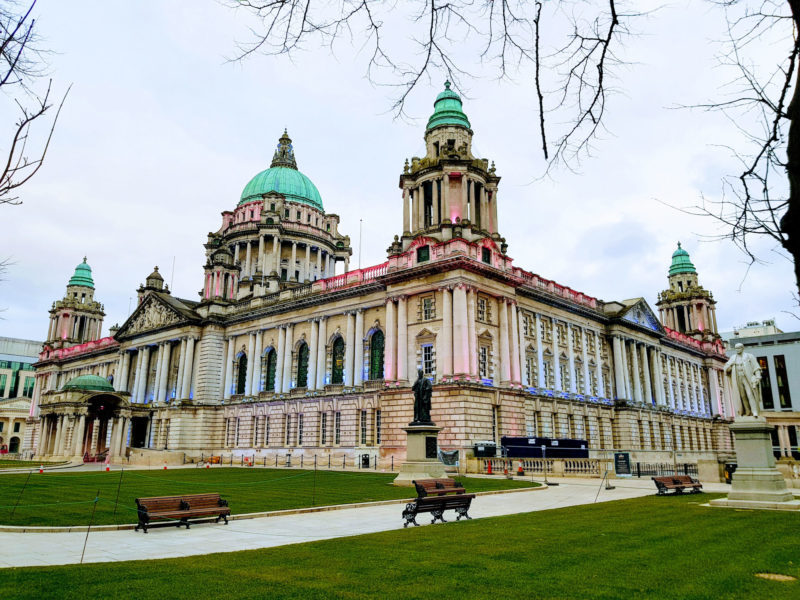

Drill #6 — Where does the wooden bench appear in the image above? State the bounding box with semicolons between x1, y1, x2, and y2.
652;475;703;495
135;493;230;533
402;479;475;527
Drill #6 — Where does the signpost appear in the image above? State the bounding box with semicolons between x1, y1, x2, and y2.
614;452;631;477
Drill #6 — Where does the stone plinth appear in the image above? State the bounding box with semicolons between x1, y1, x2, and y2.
393;424;446;486
710;417;800;511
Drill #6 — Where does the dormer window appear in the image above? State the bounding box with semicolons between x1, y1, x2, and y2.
326;223;331;231
296;210;301;219
270;203;276;211
417;245;430;263
433;141;440;156
678;282;683;291
481;247;491;264
284;209;290;218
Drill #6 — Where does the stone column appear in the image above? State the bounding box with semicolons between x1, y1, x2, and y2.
137;346;151;403
53;415;64;456
403;187;410;232
517;307;527;386
510;302;521;384
441;288;453;376
708;367;721;415
581;328;590;395
273;236;281;275
652;349;664;405
121;352;131;392
460;176;468;222
73;414;86;456
251;332;263;395
384;298;396;381
108;417;120;457
552;320;563;391
290;242;297;280
177;339;190;400
567;324;577;394
397;297;408;381
282;324;294;393
90;418;100;454
666;356;675;408
354;309;364;386
157;342;171;403
118;417;128;456
316;318;328;388
452;285;469;375
309;320;319;391
442;173;450;221
245;332;256;395
418;186;425;229
345;312;356;386
223;337;235;399
490;188;499;233
612;336;626;399
466;288;478;377
641;344;652;404
304;244;311;282
275;327;286;394
631;341;643;403
152;344;164;402
536;314;545;388
499;298;511;383
244;241;252;277
432;177;439;224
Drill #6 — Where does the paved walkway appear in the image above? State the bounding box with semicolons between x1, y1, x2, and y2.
0;477;731;569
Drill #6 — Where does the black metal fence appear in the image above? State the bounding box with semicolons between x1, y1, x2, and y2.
633;462;698;478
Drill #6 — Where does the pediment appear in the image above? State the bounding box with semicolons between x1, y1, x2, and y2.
620;300;663;333
0;397;31;411
115;294;193;339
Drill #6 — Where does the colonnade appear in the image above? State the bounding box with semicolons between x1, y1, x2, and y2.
232;235;341;282
38;411;129;458
222;309;367;398
115;336;197;403
659;301;718;334
402;175;498;233
46;312;103;344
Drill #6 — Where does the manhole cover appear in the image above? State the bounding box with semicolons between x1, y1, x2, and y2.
755;573;797;582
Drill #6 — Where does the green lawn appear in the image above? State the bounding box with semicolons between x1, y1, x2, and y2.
0;459;67;468
2;493;797;599
0;467;534;526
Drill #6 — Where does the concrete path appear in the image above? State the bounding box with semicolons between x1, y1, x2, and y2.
0;477;730;569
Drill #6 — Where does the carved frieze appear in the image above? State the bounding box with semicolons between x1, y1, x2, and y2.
126;299;182;335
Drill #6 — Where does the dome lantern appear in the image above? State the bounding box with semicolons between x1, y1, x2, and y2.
668;242;697;276
68;257;95;289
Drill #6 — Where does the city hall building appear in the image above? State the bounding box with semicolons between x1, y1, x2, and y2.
24;84;735;469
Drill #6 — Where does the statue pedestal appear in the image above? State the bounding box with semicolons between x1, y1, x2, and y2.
710;417;800;511
393;424;447;486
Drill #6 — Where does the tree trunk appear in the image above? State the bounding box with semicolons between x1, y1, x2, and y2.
784;1;800;297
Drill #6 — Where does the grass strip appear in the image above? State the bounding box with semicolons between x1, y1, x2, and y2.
0;468;534;527
2;493;798;599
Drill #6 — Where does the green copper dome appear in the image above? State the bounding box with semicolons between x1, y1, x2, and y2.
239;131;324;211
68;257;95;289
426;81;471;131
62;374;114;393
669;242;697;276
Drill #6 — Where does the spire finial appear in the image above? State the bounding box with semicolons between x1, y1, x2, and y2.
444;80;451;90
677;241;681;249
271;130;298;169
83;256;87;263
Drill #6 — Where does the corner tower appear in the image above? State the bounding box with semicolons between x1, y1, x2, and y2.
394;82;503;253
656;243;719;342
45;258;106;349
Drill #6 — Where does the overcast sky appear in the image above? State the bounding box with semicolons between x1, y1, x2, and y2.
0;1;795;342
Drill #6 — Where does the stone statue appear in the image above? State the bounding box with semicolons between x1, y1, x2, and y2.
724;343;763;418
411;369;433;425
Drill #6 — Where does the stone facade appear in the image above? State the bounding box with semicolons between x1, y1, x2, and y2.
25;84;735;470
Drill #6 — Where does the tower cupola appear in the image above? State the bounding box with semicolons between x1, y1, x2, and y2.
45;258;106;349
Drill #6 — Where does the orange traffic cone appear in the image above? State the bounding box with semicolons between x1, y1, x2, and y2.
205;463;210;469
163;464;168;470
517;463;524;477
503;466;509;477
105;465;110;472
487;461;493;475
39;464;43;474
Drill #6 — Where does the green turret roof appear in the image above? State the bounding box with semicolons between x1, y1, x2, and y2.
426;81;471;131
62;374;114;392
669;242;697;276
68;257;95;289
239;131;324;211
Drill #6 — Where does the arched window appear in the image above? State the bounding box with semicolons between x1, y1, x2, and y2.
236;353;247;395
331;337;345;384
369;330;384;380
296;342;309;388
262;349;277;391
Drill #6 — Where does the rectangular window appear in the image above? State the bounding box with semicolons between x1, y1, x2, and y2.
479;346;489;378
334;412;341;445
481;247;491;264
265;416;270;446
284;208;290;218
774;355;792;409
22;377;35;398
422;296;435;320
757;357;774;409
321;412;328;445
285;415;291;446
360;410;367;445
492;406;498;443
477;297;487;322
0;422;3;432
422;344;434;376
375;410;382;445
0;374;6;397
298;414;304;446
13;422;20;433
416;245;430;263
